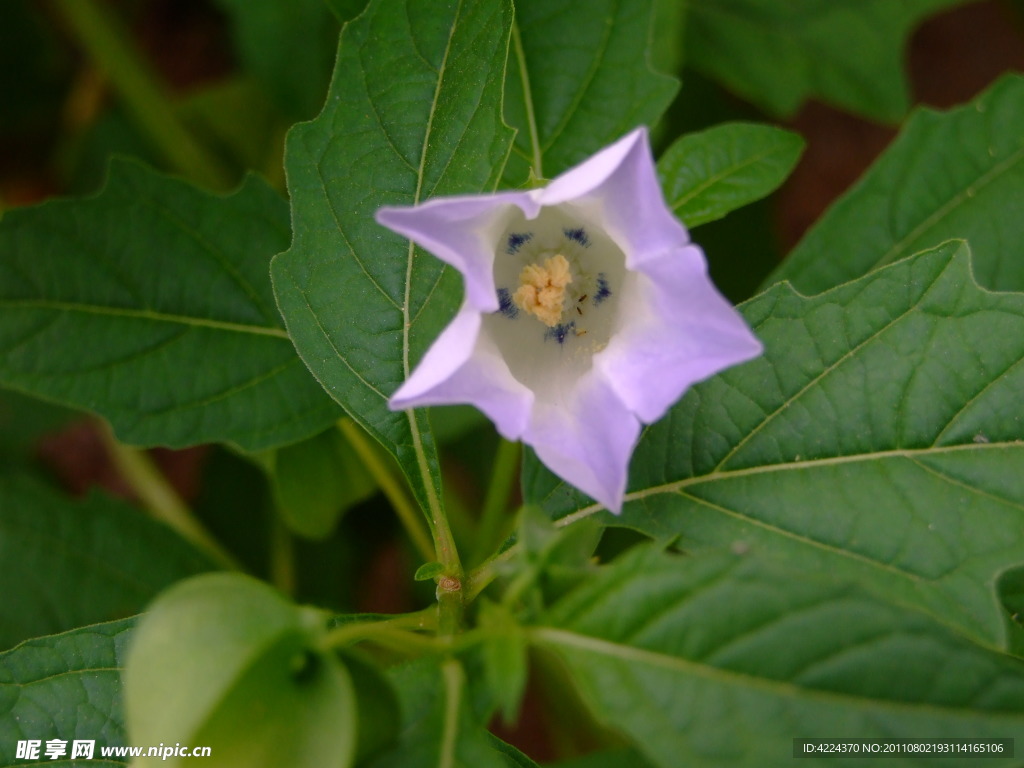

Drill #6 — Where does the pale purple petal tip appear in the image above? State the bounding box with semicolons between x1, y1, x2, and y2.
526;373;641;513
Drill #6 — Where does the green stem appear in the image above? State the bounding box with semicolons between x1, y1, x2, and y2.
465;548;512;603
439;661;465;768
269;511;295;596
98;422;242;571
407;411;462;578
52;0;232;189
318;607;438;651
337;418;435;562
467;498;610;601
436;575;464;636
407;421;463;634
470;439;520;565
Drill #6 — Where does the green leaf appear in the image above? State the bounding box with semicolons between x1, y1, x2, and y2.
503;0;679;185
479;600;528;724
998;566;1024;656
486;734;542;768
513;505;603;606
0;159;342;451
658;122;804;228
271;0;514;518
546;749;655;768
527;241;1024;648
0;617;135;766
649;0;688;79
0;475;216;651
536;547;1024;768
415;561;445;581
0;388;76;466
125;573;355;768
260;426;376;539
324;0;372;23
338;650;401;763
365;658;525;768
213;0;339;120
770;74;1024;294
685;0;967;122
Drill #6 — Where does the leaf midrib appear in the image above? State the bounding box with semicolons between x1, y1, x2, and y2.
665;140;795;216
399;0;466;557
541;443;1021;600
870;141;1024;272
557;440;1024;528
511;21;542;178
537;0;617;157
131;184;280;326
533;626;1024;720
0;298;289;338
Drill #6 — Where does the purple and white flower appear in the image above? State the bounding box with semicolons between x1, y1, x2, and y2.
376;128;762;512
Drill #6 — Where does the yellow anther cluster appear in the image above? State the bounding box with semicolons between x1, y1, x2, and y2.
512;254;573;327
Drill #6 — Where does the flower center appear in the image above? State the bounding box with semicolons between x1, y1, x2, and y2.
486;207;627;399
512;253;573;327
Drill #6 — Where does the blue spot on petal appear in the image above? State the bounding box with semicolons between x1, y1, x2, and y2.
497;288;518;319
545;322;575;344
506;232;532;254
594;273;612;305
564;227;590;247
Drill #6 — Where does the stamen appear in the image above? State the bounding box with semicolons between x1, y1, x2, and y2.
564;227;590;247
497;288;518;319
506;232;532;255
594;273;612;305
545;322;576;345
512;254;573;327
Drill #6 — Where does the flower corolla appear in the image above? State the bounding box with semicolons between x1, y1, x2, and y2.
376;128;762;512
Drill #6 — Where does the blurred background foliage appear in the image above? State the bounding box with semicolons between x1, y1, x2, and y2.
1;0;1023;697
2;0;1023;758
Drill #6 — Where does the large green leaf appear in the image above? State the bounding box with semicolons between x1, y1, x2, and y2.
0;617;134;767
685;0;969;122
536;546;1024;768
657;122;804;228
366;658;533;768
271;0;514;520
0;475;215;651
503;0;678;186
526;241;1024;648
0;159;341;451
770;74;1024;294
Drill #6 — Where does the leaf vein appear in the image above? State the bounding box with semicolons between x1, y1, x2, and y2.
0;299;289;338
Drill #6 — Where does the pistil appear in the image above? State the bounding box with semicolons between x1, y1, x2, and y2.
512;253;573;327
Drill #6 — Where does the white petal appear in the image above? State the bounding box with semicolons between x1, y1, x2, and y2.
598;244;763;424
539;128;690;272
376;192;538;310
390;305;533;439
525;371;641;513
